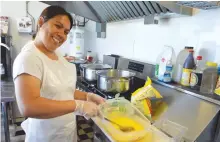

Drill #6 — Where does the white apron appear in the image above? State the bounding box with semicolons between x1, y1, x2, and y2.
20;44;77;142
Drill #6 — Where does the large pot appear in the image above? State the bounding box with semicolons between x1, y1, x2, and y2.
96;69;136;93
80;64;112;81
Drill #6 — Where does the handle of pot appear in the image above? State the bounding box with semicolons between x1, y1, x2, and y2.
105;79;113;90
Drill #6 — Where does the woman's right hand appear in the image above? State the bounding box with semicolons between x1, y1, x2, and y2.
75;100;99;119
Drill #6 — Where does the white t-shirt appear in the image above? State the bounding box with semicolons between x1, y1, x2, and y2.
13;41;77;99
13;41;77;142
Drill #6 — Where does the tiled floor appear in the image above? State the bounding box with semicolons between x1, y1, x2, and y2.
2;116;94;142
77;116;94;142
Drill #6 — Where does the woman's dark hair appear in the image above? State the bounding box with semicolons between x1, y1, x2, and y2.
33;5;73;39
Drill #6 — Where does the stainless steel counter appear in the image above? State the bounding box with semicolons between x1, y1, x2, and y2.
152;82;220;142
92;82;220;142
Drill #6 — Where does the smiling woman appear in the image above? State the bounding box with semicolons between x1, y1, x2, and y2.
13;5;105;142
34;6;73;58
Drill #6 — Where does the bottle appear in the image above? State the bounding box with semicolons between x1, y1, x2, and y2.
200;62;218;94
181;50;195;86
157;45;176;81
173;46;194;83
163;60;173;83
86;51;93;62
190;56;203;90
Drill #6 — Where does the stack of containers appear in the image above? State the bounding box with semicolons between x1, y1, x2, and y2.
200;62;218;94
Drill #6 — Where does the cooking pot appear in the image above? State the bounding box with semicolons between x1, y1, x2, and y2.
96;69;135;93
81;64;112;81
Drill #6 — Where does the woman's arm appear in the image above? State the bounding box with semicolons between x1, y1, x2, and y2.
74;90;88;101
14;74;77;119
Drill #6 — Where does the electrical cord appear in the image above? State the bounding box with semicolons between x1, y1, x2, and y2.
26;1;35;34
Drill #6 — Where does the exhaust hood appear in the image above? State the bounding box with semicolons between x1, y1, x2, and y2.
41;1;220;23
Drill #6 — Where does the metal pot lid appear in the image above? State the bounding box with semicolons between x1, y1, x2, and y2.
85;64;112;70
96;69;135;78
69;59;87;64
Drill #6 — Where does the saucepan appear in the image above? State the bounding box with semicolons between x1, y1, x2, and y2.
80;64;112;81
96;69;136;93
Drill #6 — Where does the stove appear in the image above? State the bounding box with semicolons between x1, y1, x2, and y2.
76;76;145;100
75;57;156;141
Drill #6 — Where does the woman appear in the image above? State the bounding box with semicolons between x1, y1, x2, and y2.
13;6;105;142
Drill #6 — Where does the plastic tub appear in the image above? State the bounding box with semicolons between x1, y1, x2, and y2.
98;98;179;142
153;119;188;142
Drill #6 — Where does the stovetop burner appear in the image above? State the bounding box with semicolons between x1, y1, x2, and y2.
76;76;145;100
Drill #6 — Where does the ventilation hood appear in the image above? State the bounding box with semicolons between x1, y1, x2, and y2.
41;1;220;23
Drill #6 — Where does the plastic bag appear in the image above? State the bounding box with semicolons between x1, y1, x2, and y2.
131;77;162;119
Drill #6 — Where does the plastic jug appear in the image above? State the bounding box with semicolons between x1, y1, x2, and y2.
155;45;176;82
200;62;218;94
173;46;194;83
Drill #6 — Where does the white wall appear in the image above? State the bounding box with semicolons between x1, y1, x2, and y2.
1;1;49;61
84;8;220;65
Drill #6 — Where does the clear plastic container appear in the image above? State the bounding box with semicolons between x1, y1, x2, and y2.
200;62;218;94
153;119;188;142
98;98;185;142
173;46;194;83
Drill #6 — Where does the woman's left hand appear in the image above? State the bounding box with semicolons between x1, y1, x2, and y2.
87;93;106;105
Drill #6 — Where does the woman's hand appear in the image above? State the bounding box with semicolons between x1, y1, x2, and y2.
87;93;106;105
75;100;99;119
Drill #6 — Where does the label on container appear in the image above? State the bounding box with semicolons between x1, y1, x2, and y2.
190;72;202;87
166;65;173;72
163;65;172;83
181;68;192;86
163;73;171;82
155;64;159;78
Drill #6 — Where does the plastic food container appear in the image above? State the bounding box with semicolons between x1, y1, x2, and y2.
98;98;184;142
153;119;188;142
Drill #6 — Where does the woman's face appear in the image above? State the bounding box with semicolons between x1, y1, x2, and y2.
38;15;71;52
